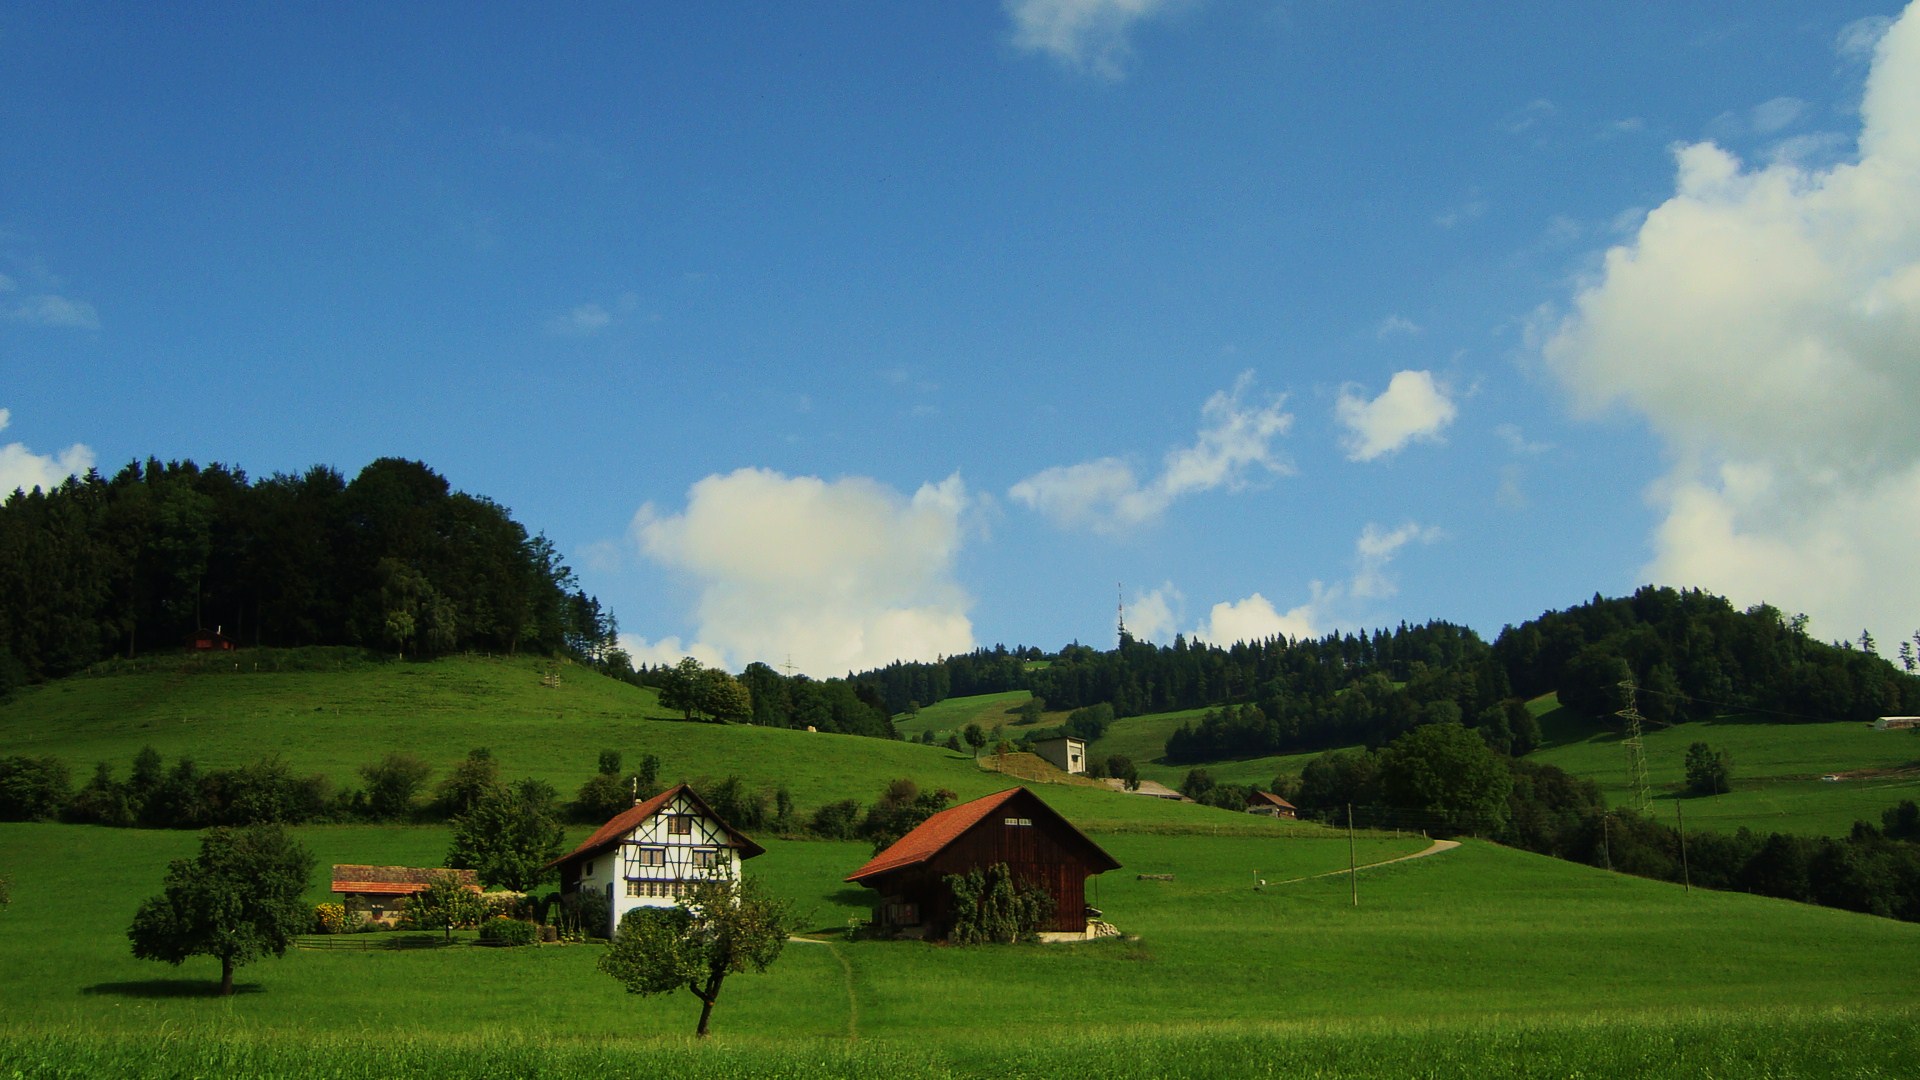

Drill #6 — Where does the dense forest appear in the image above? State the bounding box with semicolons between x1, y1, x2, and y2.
853;587;1920;761
0;456;615;695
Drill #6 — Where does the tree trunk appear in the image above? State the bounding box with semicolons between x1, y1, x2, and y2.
692;971;726;1037
220;956;234;997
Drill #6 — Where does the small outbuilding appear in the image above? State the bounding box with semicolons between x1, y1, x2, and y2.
1874;716;1920;731
1030;736;1087;775
548;783;765;938
845;786;1120;940
1246;791;1298;819
189;627;236;652
330;865;479;923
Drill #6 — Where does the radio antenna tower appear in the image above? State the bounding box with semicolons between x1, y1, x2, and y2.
1116;584;1127;644
1616;679;1652;813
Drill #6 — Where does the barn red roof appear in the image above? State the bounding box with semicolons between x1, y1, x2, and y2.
844;786;1119;884
1248;791;1296;811
547;782;766;869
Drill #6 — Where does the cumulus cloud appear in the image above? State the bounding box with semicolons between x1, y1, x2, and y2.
631;468;976;676
1336;370;1457;462
1124;582;1181;644
1193;592;1319;646
1005;0;1177;80
546;303;612;336
0;409;95;496
1376;314;1422;338
1010;372;1292;534
617;634;729;672
1541;1;1920;646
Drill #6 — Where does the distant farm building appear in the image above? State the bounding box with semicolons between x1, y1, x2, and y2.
1246;791;1298;818
547;783;765;939
1031;736;1087;775
845;786;1120;941
330;865;478;923
1874;717;1920;731
189;627;235;652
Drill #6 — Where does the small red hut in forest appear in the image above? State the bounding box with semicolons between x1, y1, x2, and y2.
844;787;1120;940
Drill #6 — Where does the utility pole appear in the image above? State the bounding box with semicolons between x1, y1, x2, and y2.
1675;801;1691;893
1347;804;1358;908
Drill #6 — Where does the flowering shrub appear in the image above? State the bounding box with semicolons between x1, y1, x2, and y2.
313;902;349;934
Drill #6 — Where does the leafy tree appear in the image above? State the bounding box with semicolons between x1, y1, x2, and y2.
358;752;432;821
126;823;315;996
860;779;953;852
447;779;563;891
1014;696;1046;725
698;668;753;724
1379;722;1514;837
399;871;483;943
1684;741;1733;796
661;657;706;720
1179;768;1217;802
946;861;1056;944
434;748;499;818
0;756;72;821
597;877;794;1037
944;733;964;753
808;798;863;840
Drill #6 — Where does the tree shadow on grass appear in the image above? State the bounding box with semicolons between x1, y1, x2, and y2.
82;979;264;999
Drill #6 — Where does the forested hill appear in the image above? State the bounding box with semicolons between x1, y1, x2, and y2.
0;457;615;694
854;587;1920;758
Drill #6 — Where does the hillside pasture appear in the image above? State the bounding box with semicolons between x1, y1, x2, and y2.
4;819;1917;1077
1532;697;1920;835
890;690;1036;743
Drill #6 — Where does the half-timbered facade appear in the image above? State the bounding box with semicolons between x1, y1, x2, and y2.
844;786;1120;940
548;783;766;938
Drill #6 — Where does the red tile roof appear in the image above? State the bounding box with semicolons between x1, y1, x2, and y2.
546;783;766;869
330;865;478;895
844;786;1120;884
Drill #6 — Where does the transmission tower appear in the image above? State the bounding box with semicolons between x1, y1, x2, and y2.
1616;679;1652;813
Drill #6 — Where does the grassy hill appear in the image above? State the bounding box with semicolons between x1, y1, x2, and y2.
1529;694;1920;836
6;658;1920;1075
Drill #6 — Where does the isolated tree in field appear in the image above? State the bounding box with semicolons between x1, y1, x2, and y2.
447;778;564;890
434;747;500;818
1684;741;1733;796
597;877;794;1037
400;871;483;943
962;723;987;752
698;668;754;724
126;823;315;996
661;656;706;720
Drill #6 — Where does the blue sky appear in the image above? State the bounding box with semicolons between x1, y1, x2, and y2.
5;2;1918;675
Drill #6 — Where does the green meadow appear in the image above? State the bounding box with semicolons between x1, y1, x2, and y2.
1529;697;1920;836
7;659;1920;1076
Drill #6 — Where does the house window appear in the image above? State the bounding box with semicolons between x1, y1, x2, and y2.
1003;817;1032;826
584;861;594;876
625;879;643;898
669;815;693;836
631;846;666;867
691;848;720;870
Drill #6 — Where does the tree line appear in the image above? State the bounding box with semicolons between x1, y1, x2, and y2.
0;456;615;696
850;587;1919;760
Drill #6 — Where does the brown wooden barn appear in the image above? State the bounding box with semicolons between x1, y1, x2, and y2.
844;786;1120;940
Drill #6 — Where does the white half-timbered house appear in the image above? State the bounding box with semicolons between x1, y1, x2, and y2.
548;783;765;938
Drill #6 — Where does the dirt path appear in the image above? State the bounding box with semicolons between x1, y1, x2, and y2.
788;937;859;1040
1265;837;1460;886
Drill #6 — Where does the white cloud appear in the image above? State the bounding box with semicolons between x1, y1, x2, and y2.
1011;372;1293;534
1502;98;1557;134
1193;592;1319;646
0;409;95;497
631;468;975;676
1005;0;1177;80
1541;1;1920;646
1376;314;1422;338
1750;96;1809;134
1124;582;1181;644
1336;370;1458;462
1495;423;1554;455
1351;521;1440;600
3;292;99;330
617;634;729;672
1838;14;1894;60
